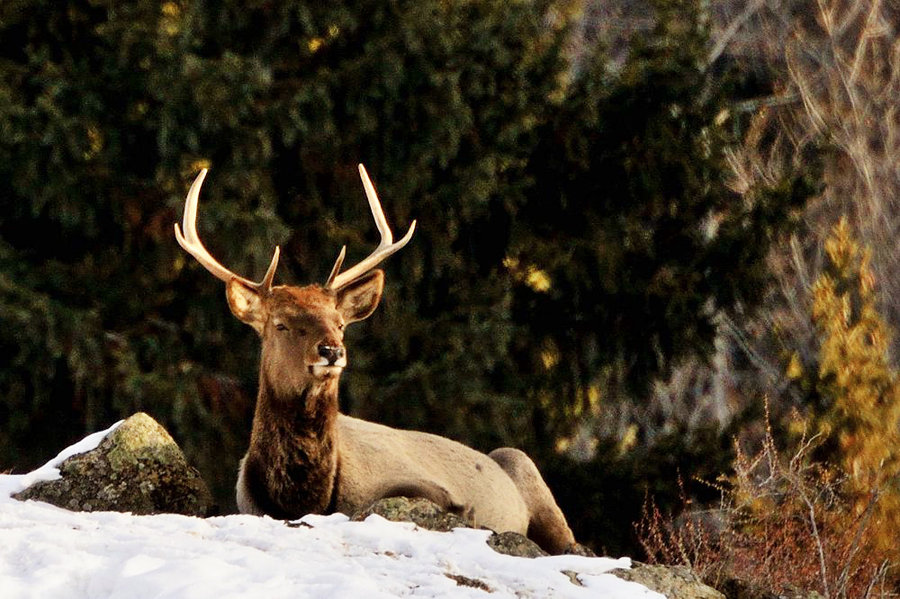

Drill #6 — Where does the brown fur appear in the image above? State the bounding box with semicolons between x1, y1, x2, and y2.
228;271;577;554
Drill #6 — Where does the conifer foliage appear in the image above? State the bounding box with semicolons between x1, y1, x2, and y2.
0;0;571;504
511;0;812;438
0;0;812;534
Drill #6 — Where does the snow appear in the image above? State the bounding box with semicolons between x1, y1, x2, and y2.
0;426;663;598
0;420;123;498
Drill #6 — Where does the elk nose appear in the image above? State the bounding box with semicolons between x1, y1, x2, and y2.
317;344;345;366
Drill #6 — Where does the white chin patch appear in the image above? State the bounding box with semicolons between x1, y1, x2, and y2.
311;366;342;378
310;357;346;378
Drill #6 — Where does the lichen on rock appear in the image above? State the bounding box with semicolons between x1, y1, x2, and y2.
354;497;569;559
486;530;548;558
14;412;213;517
351;496;471;532
610;562;725;599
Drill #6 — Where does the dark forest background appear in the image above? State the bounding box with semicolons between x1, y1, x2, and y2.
3;1;900;590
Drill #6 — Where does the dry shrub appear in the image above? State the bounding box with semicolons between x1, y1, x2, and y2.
637;480;721;580
637;415;898;598
677;0;900;434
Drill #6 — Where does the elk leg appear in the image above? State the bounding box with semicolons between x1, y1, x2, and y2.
489;447;576;554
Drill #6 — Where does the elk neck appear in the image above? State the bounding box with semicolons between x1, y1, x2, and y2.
242;365;342;518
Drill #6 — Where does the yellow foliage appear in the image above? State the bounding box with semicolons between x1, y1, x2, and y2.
308;24;341;54
786;353;804;380
160;2;181;37
503;256;552;293
308;38;324;53
83;126;104;161
808;217;900;555
525;267;552;293
618;423;639;454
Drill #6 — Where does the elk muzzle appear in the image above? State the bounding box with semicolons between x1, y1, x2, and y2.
317;344;346;367
310;343;346;379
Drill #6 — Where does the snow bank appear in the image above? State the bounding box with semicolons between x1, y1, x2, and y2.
0;426;662;599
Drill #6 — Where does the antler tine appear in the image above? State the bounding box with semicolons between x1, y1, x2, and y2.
325;164;416;290
174;169;280;293
325;246;347;288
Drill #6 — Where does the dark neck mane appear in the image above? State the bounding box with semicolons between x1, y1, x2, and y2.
244;378;341;518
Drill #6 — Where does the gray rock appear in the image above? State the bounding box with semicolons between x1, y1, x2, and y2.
610;562;725;599
565;542;597;557
355;497;721;595
717;578;821;599
354;497;574;559
351;496;471;532
487;531;548;558
14;412;213;516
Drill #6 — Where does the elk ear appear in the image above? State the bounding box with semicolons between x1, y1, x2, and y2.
336;270;384;323
226;278;266;334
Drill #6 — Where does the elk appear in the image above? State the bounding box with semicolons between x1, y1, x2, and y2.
174;165;577;554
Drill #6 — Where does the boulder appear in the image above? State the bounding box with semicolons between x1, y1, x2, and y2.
610;562;725;599
354;497;590;559
14;412;213;516
353;497;542;557
486;530;548;558
353;497;723;596
351;496;471;532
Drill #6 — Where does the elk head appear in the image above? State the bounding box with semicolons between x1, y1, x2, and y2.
174;165;415;398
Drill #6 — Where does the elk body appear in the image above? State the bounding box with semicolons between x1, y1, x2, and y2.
175;166;577;553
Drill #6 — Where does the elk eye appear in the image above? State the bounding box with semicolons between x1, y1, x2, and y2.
337;322;345;331
275;323;289;332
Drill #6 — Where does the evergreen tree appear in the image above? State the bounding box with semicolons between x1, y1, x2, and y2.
511;0;813;441
0;0;282;503
0;0;570;506
0;0;814;539
248;0;571;449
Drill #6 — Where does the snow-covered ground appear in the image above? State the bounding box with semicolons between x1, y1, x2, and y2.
0;424;662;598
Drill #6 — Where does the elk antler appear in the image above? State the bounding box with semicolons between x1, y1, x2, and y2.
174;169;280;294
325;164;416;290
